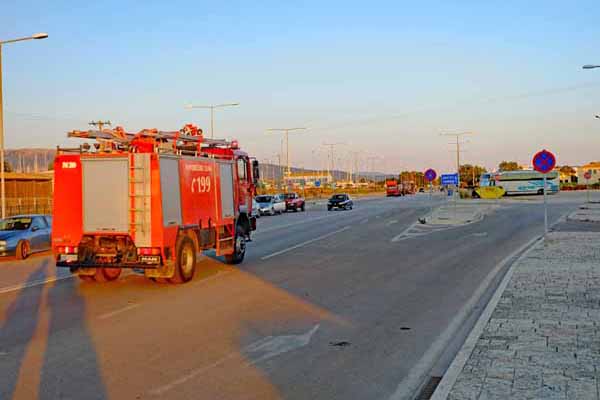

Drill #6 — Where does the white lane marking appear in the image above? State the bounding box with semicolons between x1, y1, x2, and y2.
255;213;339;235
0;274;74;295
260;226;351;260
386;219;398;226
391;221;419;242
245;324;320;363
387;234;543;400
149;324;320;396
361;218;369;224
98;303;140;320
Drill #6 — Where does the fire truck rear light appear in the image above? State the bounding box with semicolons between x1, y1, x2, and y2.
58;246;78;254
137;247;161;256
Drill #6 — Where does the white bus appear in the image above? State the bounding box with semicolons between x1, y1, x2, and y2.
480;170;559;195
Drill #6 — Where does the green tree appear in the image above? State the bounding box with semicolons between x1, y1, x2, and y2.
559;165;575;175
459;164;487;187
498;161;522;171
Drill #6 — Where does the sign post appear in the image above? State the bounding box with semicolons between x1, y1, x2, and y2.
584;170;591;203
424;168;437;211
532;149;556;235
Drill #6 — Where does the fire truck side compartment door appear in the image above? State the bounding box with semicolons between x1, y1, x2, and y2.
219;163;235;219
82;158;129;232
160;157;182;226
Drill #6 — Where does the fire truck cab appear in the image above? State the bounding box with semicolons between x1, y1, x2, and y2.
52;124;259;284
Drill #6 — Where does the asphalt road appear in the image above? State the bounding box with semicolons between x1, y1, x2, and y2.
0;192;584;400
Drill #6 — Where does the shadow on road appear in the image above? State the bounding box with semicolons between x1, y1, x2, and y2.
0;258;108;400
0;262;48;399
39;277;108;400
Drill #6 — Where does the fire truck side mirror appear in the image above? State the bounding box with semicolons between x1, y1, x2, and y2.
252;160;260;183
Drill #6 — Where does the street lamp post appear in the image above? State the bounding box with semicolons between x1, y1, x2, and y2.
582;65;600;70
185;103;239;139
266;127;307;179
0;33;48;219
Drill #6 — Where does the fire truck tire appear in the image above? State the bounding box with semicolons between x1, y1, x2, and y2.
225;225;246;265
16;240;29;260
78;275;95;282
170;237;196;284
94;267;122;282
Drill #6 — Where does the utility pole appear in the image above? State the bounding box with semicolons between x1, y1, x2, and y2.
89;120;112;131
186;103;239;139
266;127;307;180
323;142;345;184
441;132;473;188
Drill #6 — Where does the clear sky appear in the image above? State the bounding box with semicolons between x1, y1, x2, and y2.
2;0;600;174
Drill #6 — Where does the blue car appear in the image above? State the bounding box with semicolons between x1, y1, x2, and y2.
0;214;52;259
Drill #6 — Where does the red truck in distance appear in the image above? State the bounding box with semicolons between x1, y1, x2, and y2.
386;179;402;197
52;123;259;284
283;192;305;212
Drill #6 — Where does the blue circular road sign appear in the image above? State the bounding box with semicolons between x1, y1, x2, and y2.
532;149;556;174
424;168;437;182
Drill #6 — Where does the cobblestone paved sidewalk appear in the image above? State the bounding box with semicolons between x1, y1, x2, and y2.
441;232;600;400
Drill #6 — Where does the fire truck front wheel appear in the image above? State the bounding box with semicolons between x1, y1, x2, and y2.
170;237;196;284
225;226;246;265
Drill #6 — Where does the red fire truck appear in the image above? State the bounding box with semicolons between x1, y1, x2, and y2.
386;179;402;197
52;124;259;283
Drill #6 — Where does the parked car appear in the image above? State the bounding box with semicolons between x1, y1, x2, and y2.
0;214;52;259
283;192;305;212
251;198;260;219
327;193;353;211
255;194;286;216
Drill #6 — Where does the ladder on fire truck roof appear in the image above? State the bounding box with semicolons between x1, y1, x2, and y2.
66;124;237;149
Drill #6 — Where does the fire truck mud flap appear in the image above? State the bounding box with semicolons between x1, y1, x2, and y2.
144;261;175;279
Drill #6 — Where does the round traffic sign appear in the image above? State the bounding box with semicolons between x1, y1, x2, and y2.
532;149;556;174
584;170;592;180
424;168;437;182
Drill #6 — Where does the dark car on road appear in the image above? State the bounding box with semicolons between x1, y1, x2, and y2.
327;193;353;211
0;214;52;259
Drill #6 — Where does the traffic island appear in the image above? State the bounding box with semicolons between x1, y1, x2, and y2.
432;231;600;400
567;203;600;223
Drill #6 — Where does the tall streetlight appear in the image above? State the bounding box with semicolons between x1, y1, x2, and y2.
0;32;48;219
582;65;600;70
322;142;345;183
441;132;474;189
266;127;307;178
185;103;239;139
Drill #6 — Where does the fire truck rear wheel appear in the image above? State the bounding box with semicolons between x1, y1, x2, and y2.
225;226;246;265
94;267;122;282
170;237;196;284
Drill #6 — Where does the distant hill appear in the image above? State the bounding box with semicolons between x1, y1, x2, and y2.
5;149;56;172
2;149;388;180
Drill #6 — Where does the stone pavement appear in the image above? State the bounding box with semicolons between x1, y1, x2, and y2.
567;203;600;224
436;231;600;400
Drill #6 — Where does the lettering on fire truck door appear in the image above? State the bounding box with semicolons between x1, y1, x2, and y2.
179;159;218;226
